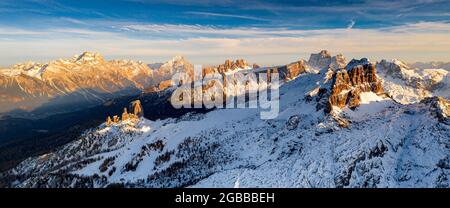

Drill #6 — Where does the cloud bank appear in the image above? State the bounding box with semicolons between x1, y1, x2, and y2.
1;21;450;66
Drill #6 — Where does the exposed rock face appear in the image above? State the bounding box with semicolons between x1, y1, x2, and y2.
158;80;174;91
113;115;119;123
200;59;255;77
376;59;449;104
308;50;332;69
330;54;348;69
410;61;450;71
155;55;194;82
377;59;409;80
218;59;249;73
106;116;112;126
278;60;307;80
6;51;450;188
307;50;347;71
326;59;383;112
202;67;216;77
0;52;194;114
73;52;105;65
286;115;300;130
122;108;129;121
105;102;142;127
421;96;450;123
130;100;144;117
346;58;370;71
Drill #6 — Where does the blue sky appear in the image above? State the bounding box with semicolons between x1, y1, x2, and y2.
0;0;449;66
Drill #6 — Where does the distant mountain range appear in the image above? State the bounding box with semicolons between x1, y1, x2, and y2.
410;61;450;71
1;50;448;188
0;52;194;116
1;51;448;117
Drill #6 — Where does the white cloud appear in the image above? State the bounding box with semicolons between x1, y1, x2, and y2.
185;11;270;21
347;20;356;30
0;27;49;36
1;22;450;66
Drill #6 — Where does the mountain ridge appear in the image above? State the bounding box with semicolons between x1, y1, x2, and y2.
0;52;195;115
2;50;449;188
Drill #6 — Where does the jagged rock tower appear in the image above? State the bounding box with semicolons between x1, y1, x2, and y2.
130;100;144;117
326;58;384;112
122;108;129;121
106;116;112;126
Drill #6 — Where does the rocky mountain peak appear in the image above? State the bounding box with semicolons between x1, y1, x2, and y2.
0;62;47;79
163;55;189;68
330;54;347;69
3;51;450;188
410;61;450;71
377;59;412;80
422;96;449;119
171;55;185;62
157;56;194;79
218;59;250;73
160;55;191;69
308;50;332;69
308;50;347;70
72;52;105;64
324;59;384;112
319;50;331;57
346;58;371;70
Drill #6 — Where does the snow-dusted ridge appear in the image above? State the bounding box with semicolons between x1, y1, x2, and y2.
377;59;449;104
2;51;449;188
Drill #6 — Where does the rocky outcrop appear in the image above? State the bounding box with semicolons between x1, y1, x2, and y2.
122;108;129;121
130;100;144;118
410;61;450;71
275;60;307;80
307;50;347;70
105;100;143;126
106;116;112;126
158;80;174;91
0;53;193;114
217;59;249;73
155;55;194;81
308;50;332;69
200;59;255;77
376;59;449;104
421;96;450;123
377;59;409;80
326;59;384;112
330;54;347;70
73;52;105;65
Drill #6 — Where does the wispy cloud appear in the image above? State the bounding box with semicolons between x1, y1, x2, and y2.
185;11;270;21
59;17;88;25
0;27;49;36
347;20;356;30
1;21;450;65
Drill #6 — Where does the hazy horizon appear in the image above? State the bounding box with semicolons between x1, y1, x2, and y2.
2;50;450;69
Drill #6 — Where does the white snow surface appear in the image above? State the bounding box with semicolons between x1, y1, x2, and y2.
7;67;449;188
377;59;450;104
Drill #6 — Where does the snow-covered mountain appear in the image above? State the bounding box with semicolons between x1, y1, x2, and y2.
2;51;449;188
377;59;449;104
410;62;450;71
0;52;192;115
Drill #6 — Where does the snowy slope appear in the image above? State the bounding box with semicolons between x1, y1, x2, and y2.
377;59;450;104
5;67;449;188
3;52;449;188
